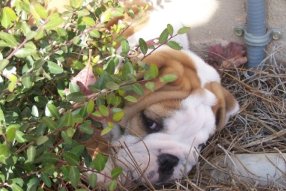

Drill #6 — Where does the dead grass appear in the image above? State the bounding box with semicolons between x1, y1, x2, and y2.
144;47;286;191
118;47;286;191
172;47;286;191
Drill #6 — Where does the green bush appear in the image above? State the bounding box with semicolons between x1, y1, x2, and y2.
0;0;189;190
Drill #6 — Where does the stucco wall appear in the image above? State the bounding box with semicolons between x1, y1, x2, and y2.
174;0;286;62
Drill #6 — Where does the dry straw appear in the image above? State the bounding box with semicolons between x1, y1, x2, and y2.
120;46;286;191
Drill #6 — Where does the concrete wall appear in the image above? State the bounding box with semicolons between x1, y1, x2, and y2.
170;0;286;62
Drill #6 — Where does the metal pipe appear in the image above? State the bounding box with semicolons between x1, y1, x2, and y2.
246;0;268;67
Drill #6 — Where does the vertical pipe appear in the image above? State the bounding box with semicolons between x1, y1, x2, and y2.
246;0;266;68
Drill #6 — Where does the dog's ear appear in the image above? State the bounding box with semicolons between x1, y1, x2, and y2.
205;82;239;130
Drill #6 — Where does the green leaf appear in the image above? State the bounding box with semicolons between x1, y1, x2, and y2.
15;42;37;58
44;13;64;30
108;180;117;191
101;122;114;136
0;32;18;47
34;3;48;19
1;7;17;29
0;106;5;125
15;130;27;143
59;112;74;127
167;24;174;36
159;28;169;44
70;145;85;157
98;105;109;117
81;16;95;26
70;0;83;8
89;29;100;38
0;59;9;72
11;183;23;191
139;38;148;54
124;95;137;103
105;81;119;90
22;75;33;89
6;124;19;142
42;117;57;130
46;61;64;74
91;153;108;172
79;120;93;135
132;83;144;96
160;74;178;83
167;40;182;50
177;26;190;34
41;173;52;188
30;3;48;21
111;167;122;179
36;135;49;145
121;39;130;56
46;103;60;119
68;166;80;188
145;82;155;92
87;173;97;189
7;74;18;92
112;110;124;122
66;92;85;102
86;100;95;114
66;127;76;138
63;152;79;166
0;144;10;159
144;63;158;80
27;177;39;191
27;145;36;163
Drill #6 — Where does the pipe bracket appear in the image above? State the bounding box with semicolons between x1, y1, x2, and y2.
234;27;281;46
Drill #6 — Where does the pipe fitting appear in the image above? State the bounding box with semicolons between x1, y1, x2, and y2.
234;27;281;44
244;29;272;47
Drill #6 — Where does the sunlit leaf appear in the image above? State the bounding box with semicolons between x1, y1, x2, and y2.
46;61;64;74
68;166;80;188
112;110;124;122
91;153;108;172
36;136;49;145
177;26;190;34
70;0;83;8
159;28;169;44
139;38;148;54
26;145;36;163
167;40;182;50
98;105;109;117
124;95;137;103
0;32;18;47
121;39;130;56
44;13;64;30
46;103;60;119
167;24;174;36
0;59;9;72
111;167;122;179
1;7;17;29
87;173;97;188
160;74;178;83
108;180;117;191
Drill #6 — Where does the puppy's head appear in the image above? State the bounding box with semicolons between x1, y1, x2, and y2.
112;48;239;184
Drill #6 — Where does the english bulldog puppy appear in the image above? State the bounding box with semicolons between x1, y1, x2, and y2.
44;0;239;186
82;0;240;187
105;48;239;185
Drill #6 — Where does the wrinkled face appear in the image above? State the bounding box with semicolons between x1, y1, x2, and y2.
113;89;217;184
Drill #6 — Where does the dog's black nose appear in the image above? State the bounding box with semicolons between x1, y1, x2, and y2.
158;153;179;174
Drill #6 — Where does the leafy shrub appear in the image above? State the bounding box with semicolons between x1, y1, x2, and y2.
0;0;189;190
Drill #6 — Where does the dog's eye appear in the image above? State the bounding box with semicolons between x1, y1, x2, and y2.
141;112;163;133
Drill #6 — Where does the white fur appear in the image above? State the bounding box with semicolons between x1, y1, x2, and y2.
101;0;238;185
114;89;217;184
183;50;221;86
